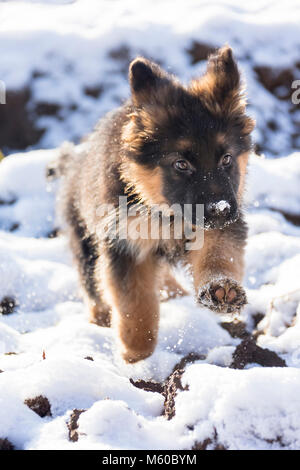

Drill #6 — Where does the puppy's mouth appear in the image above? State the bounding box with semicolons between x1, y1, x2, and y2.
203;218;235;231
203;211;239;230
152;202;239;231
183;214;238;231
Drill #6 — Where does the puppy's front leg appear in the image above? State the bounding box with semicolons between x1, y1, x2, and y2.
102;248;160;363
189;222;247;314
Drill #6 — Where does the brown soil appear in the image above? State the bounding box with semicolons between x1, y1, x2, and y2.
230;337;286;369
272;208;300;227
171;352;205;372
67;409;86;442
220;319;250;339
130;378;164;394
192;429;226;450
0;88;44;152
163;369;187;420
186;41;216;64
0;297;16;315
254;65;295;99
84;85;103;99
252;312;265;328
24;395;52;417
130;353;205;421
0;438;14;450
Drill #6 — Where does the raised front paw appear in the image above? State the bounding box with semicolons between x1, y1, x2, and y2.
198;278;247;314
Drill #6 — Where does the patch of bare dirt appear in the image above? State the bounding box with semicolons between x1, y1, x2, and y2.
230;337;286;369
84;356;94;361
163;369;187;421
192;429;226;450
130;378;164;394
67;409;86;442
254;66;295;100
186;41;216;64
0;438;14;450
0;296;17;315
24;395;52;417
220;319;250;339
0;88;44;152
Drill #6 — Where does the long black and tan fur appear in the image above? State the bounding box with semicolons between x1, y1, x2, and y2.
53;46;255;362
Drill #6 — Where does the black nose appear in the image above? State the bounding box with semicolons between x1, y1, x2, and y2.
206;201;231;219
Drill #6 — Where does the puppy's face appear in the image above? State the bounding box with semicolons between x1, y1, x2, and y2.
122;47;255;229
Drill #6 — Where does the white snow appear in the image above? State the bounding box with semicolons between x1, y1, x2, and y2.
0;0;300;155
0;149;299;449
176;364;300;450
214;200;230;214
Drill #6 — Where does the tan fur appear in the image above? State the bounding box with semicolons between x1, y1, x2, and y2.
58;50;252;363
103;253;160;363
189;46;255;135
88;299;111;327
126;213;160;263
188;229;245;292
237;152;250;203
120;160;167;207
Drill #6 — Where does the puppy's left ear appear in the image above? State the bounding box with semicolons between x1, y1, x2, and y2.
190;45;255;134
129;57;173;107
206;46;240;100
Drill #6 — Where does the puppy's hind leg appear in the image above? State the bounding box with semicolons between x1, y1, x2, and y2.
102;248;160;363
68;209;111;327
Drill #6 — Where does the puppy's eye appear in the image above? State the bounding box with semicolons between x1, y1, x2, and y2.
174;159;189;172
221;154;232;167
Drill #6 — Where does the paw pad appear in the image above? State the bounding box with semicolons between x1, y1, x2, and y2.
198;278;247;314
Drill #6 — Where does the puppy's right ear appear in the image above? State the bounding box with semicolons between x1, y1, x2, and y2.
129;57;172;107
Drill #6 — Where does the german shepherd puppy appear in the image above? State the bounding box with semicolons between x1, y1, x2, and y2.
55;46;254;363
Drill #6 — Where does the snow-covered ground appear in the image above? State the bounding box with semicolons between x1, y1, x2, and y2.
0;0;300;156
0;0;300;452
0;149;300;450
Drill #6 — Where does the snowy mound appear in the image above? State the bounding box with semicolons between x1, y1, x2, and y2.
0;0;300;156
0;149;300;450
